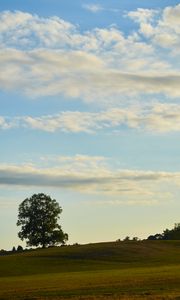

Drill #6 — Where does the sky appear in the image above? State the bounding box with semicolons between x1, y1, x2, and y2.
0;0;180;249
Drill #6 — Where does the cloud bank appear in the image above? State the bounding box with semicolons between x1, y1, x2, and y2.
1;103;180;133
0;155;179;205
0;6;180;103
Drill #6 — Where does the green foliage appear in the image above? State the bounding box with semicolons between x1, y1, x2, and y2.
17;245;23;251
148;223;180;240
147;233;163;240
17;193;68;248
123;236;130;241
163;223;180;240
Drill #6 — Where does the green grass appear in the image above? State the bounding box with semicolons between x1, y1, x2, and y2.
0;241;180;299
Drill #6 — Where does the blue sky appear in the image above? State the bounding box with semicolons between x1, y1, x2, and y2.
0;0;180;249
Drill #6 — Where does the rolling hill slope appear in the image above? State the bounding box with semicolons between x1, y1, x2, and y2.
0;240;180;299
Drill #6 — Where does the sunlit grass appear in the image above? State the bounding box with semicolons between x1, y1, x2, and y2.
0;241;180;299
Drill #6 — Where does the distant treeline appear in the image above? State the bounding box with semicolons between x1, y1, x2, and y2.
147;223;180;240
0;245;23;255
1;223;180;254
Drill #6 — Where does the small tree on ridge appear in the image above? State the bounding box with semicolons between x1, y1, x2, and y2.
17;193;68;248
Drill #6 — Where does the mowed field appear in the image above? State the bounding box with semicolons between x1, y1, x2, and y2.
0;241;180;300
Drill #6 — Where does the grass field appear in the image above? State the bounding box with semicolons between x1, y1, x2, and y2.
0;240;180;300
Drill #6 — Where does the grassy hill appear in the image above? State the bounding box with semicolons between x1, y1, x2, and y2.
0;240;180;299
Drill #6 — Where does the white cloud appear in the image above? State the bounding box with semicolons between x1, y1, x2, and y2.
162;4;180;29
0;10;76;49
83;4;104;13
0;117;8;129
0;158;179;205
0;116;17;130
0;48;179;100
92;199;160;206
1;103;180;133
126;8;158;24
0;8;179;102
83;4;120;14
127;4;180;50
40;154;107;170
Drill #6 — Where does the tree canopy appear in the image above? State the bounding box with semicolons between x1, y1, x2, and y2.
147;223;180;240
17;193;68;248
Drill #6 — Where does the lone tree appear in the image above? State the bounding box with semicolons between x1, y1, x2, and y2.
17;193;68;248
